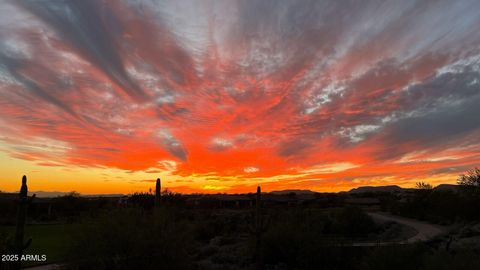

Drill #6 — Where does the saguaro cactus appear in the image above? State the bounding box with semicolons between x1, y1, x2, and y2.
12;175;35;270
154;178;161;208
249;186;268;270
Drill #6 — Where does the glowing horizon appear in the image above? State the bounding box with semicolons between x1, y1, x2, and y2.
1;0;480;194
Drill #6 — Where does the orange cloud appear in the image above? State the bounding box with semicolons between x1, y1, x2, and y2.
1;0;480;194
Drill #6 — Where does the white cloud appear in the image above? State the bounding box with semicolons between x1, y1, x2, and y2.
158;160;178;172
300;162;359;174
244;166;259;173
339;124;380;143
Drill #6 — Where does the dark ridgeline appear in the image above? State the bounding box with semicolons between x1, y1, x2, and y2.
154;178;161;209
1;168;479;269
11;176;35;270
249;186;269;270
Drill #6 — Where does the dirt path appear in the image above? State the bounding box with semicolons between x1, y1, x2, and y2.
368;212;446;243
345;212;447;247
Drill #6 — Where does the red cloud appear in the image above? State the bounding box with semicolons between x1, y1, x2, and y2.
1;0;480;193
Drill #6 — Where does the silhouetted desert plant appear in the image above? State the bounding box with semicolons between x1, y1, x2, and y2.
128;189;185;211
393;183;480;223
263;218;362;269
360;244;480;270
421;248;480;270
128;192;154;210
262;211;304;267
458;167;480;193
248;186;269;270
4;176;36;270
0;199;16;225
261;207;373;269
416;182;433;190
193;211;224;243
0;232;9;270
361;244;426;270
325;206;376;237
155;178;161;209
50;191;88;222
67;208;194;270
160;189;186;206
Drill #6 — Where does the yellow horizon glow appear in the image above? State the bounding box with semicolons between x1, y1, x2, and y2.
0;151;459;195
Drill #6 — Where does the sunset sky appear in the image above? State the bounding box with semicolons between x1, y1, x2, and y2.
1;0;480;194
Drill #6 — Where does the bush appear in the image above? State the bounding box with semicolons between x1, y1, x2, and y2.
361;244;426;270
458;168;480;190
361;244;480;270
393;189;480;223
0;232;9;269
261;207;372;269
325;207;376;237
67;208;194;270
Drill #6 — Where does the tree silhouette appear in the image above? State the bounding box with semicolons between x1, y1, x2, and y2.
415;182;433;190
458;167;480;188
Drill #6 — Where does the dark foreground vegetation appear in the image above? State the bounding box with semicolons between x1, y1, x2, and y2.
382;168;480;224
1;168;480;269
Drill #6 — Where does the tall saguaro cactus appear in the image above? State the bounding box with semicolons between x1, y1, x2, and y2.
154;178;161;209
12;176;35;270
249;186;268;270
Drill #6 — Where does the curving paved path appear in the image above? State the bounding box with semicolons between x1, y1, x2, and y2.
367;212;446;243
346;212;447;246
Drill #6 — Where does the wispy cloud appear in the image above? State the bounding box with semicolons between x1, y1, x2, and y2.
1;0;480;192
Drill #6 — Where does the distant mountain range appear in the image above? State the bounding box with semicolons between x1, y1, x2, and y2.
269;189;316;195
348;184;459;194
348;185;405;194
1;184;460;198
26;191;125;198
433;184;460;192
266;184;460;195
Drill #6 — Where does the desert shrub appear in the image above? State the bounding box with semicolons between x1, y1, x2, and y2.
360;244;480;270
325;206;376;237
0;232;9;269
262;212;302;267
458;168;480;191
193;211;225;243
194;218;218;243
394;189;480;223
261;208;368;269
422;249;480;270
361;244;426;270
127;192;154;210
192;210;248;243
127;190;185;211
161;190;186;206
263;221;363;270
50;192;89;222
67;208;194;270
393;169;480;223
0;199;17;225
